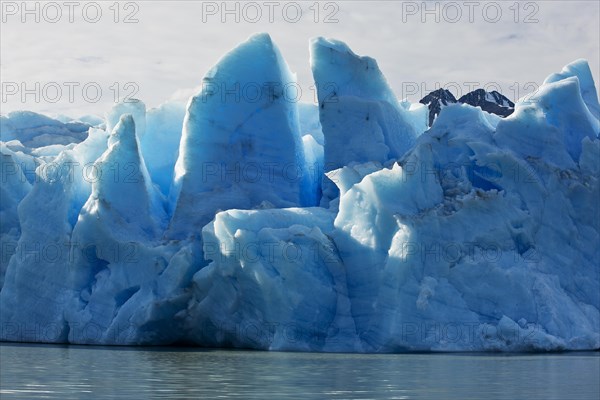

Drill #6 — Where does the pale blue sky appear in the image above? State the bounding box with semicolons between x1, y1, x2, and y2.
1;0;599;117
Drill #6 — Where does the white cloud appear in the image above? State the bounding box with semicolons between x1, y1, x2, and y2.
1;0;598;117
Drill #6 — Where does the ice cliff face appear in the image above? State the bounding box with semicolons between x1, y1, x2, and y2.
1;33;598;352
333;96;599;351
168;33;311;239
544;58;600;120
310;37;421;206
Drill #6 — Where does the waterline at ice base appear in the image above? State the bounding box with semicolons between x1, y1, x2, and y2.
1;33;599;352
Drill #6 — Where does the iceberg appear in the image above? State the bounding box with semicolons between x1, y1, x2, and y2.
496;77;599;167
0;151;31;287
66;115;180;343
141;102;186;197
168;33;312;239
543;58;600;120
1;149;81;342
105;100;147;139
186;207;359;351
1;111;92;148
310;37;422;205
331;100;599;351
0;33;598;352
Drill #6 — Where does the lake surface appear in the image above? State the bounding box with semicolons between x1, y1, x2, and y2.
0;343;598;399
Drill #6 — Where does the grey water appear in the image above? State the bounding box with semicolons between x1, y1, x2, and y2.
0;343;598;399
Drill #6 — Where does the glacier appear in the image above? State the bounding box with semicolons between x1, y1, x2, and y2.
0;33;598;352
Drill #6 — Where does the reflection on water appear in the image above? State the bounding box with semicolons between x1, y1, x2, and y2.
0;343;598;399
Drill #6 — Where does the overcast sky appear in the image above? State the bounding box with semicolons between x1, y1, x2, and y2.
1;0;599;117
